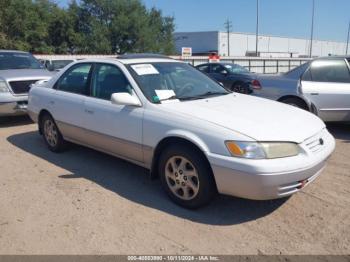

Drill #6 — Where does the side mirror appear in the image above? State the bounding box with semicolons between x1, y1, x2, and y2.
221;70;228;76
111;93;141;107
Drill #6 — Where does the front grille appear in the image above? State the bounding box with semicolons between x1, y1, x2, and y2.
9;80;39;94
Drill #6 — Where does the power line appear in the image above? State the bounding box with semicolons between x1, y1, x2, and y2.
224;19;233;56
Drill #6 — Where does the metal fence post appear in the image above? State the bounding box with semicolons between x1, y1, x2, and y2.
276;60;279;73
263;60;266;74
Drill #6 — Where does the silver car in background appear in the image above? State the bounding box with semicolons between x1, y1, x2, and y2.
40;58;76;72
0;50;52;116
252;56;350;122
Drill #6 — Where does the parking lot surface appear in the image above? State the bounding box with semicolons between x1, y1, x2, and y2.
0;116;349;255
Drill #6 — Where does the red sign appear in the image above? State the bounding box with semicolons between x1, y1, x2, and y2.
209;53;220;62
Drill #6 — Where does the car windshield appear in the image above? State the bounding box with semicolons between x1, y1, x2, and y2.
51;60;74;71
128;62;229;103
0;52;43;70
223;64;250;74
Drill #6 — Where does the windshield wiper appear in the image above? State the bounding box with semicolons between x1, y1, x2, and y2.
179;91;229;101
156;95;178;103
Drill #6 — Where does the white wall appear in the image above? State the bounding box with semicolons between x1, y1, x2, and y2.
214;32;348;57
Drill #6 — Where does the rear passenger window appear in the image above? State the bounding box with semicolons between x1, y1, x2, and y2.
309;59;350;83
301;67;312;81
56;63;92;95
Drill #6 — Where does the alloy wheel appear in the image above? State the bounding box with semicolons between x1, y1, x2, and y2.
165;156;200;200
44;119;58;147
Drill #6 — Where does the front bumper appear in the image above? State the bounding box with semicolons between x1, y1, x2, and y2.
0;93;28;116
207;129;335;200
0;101;28;116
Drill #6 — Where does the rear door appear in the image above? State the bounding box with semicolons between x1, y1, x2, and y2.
300;58;350;121
50;63;93;142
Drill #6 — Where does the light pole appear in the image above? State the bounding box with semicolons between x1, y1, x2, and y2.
309;0;315;58
224;19;233;56
255;0;259;56
346;20;350;55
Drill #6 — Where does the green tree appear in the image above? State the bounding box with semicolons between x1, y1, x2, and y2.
0;0;175;54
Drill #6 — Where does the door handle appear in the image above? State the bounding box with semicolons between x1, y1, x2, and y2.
85;109;94;114
310;93;319;95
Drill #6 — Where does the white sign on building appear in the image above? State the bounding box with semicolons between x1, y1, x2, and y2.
181;47;192;57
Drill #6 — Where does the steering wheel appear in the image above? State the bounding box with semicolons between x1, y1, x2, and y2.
176;83;195;97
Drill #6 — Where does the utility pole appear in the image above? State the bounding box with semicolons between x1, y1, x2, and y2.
224;19;233;56
309;0;315;58
255;0;259;57
346;20;350;55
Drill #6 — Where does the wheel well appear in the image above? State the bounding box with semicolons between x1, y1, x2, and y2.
150;137;216;187
277;95;309;111
38;109;52;134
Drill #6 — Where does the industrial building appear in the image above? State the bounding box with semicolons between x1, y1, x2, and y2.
174;31;349;57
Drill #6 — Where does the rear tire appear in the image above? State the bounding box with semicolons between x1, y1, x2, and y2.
158;144;216;209
280;98;308;111
231;81;250;94
41;114;67;152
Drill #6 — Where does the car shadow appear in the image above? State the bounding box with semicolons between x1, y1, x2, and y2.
326;122;350;142
0;115;33;128
7;131;288;226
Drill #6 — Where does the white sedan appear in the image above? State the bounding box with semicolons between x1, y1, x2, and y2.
28;54;335;209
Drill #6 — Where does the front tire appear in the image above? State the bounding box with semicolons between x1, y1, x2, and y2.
41;114;67;152
158;144;216;209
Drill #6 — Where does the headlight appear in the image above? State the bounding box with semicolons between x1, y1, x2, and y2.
225;141;301;159
0;81;9;93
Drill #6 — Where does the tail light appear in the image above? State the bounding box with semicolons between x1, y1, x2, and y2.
251;79;262;90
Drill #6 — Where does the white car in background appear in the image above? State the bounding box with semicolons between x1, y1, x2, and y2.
40;58;76;72
28;54;335;209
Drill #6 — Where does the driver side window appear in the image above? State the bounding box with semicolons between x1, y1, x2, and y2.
211;64;227;75
91;64;132;100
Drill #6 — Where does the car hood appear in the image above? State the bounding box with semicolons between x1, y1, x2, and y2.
0;69;53;81
160;93;325;143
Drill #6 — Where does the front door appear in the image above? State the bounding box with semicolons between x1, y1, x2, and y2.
82;63;144;163
210;64;231;89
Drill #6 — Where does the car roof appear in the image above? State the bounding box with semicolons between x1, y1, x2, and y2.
0;50;29;54
71;56;179;65
196;62;240;66
314;55;350;61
